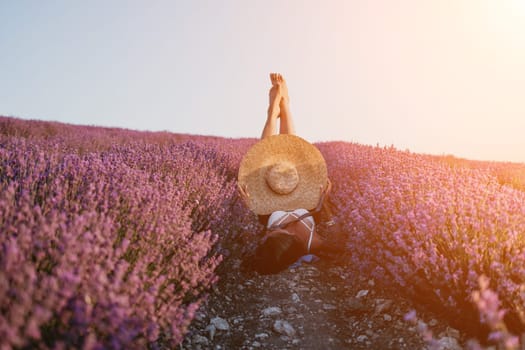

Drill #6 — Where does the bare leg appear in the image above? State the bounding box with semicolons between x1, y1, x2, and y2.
261;73;282;139
276;74;295;135
261;73;296;138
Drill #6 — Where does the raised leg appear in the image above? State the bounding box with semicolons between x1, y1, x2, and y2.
276;73;295;135
261;73;295;139
261;73;282;139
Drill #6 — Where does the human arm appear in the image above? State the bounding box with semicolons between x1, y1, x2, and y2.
237;183;250;206
313;179;332;213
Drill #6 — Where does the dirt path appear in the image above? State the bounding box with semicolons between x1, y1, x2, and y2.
182;258;465;349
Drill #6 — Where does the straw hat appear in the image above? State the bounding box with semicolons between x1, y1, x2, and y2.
238;134;328;215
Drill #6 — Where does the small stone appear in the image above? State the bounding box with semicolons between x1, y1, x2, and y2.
330;286;337;291
383;314;392;321
252;341;261;348
429;318;438;327
194;312;206;322
192;335;209;345
356;289;369;298
374;299;393;314
436;336;462;350
323;304;337;311
205;324;216;340
273;320;296;337
368;279;375;286
262;307;282;317
210;317;230;331
255;333;269;340
356;335;368;342
291;293;301;303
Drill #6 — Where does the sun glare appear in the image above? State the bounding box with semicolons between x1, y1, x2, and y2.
487;0;525;29
510;0;525;12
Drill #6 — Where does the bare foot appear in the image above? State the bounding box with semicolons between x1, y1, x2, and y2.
276;74;290;109
270;73;278;86
268;73;282;116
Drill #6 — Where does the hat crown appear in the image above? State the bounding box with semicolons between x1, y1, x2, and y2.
265;161;299;195
238;134;327;215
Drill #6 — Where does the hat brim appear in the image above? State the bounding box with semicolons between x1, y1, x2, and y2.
238;134;328;215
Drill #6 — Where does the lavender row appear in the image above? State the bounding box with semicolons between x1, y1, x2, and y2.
318;142;525;338
0;131;256;349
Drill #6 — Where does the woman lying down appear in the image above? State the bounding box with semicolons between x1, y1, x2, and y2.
238;73;343;274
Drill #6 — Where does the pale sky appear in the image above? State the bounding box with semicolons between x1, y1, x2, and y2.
1;0;524;163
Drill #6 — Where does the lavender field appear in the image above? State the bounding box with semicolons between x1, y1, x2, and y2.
2;116;525;349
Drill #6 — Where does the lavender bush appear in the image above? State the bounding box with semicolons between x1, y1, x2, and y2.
0;117;258;349
3;115;525;347
318;141;525;337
